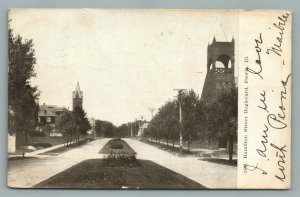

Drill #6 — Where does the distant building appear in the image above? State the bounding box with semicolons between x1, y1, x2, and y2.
73;82;83;110
137;122;148;137
38;103;66;126
88;117;96;139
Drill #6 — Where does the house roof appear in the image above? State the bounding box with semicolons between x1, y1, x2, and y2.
39;104;66;117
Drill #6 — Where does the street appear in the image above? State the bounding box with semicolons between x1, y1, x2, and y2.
8;138;110;188
124;139;236;189
8;138;236;188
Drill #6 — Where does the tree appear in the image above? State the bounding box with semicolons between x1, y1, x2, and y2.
144;86;237;159
73;106;91;145
207;86;238;161
145;100;179;148
216;87;238;161
194;101;207;145
116;124;129;137
56;107;91;146
180;90;200;151
56;110;75;146
95;120;116;137
160;101;178;147
8;25;39;149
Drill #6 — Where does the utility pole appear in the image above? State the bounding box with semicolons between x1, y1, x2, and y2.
134;118;137;137
91;117;95;139
139;116;142;129
173;89;187;156
148;108;155;143
127;123;130;137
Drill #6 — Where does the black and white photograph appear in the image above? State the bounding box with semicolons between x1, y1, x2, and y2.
7;9;291;189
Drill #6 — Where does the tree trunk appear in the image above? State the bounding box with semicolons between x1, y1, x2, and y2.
228;134;234;162
208;136;211;149
25;131;28;146
172;139;175;149
15;128;26;150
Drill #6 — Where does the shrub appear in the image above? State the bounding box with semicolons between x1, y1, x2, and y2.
32;142;52;148
102;152;140;167
110;144;124;149
113;137;121;141
29;131;46;137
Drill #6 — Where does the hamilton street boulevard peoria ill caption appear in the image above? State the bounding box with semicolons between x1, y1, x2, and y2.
7;9;291;189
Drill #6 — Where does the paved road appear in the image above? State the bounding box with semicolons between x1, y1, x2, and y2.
7;138;110;188
8;138;236;189
124;138;237;189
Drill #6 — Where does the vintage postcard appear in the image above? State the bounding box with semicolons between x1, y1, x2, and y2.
7;9;291;189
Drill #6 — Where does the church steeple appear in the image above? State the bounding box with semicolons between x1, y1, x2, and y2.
72;81;83;110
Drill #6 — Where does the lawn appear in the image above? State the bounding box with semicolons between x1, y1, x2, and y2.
142;139;237;160
39;138;90;155
34;159;205;189
142;139;197;156
28;136;65;149
99;138;136;154
199;158;237;167
143;138;209;150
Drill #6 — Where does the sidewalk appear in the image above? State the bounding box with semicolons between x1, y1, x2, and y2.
7;138;110;188
145;139;237;160
124;138;237;189
9;138;91;158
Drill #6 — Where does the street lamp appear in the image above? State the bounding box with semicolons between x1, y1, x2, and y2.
173;89;187;156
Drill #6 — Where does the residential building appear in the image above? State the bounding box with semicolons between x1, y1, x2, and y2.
38;104;66;126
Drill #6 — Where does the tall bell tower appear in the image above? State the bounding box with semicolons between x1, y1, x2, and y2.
200;36;235;103
73;82;83;110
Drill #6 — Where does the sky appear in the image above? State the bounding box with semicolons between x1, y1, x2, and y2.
9;9;239;126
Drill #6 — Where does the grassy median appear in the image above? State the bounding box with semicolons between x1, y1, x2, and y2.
34;159;205;189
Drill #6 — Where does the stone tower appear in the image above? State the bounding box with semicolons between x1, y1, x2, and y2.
200;37;235;103
73;82;83;110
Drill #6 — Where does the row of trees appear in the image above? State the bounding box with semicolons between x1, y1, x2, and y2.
95;120;116;137
56;107;91;146
144;88;237;161
8;25;92;149
94;119;146;138
8;25;40;149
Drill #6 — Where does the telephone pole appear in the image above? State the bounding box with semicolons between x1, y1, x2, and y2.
139;115;144;133
127;123;130;137
173;88;187;156
148;108;155;143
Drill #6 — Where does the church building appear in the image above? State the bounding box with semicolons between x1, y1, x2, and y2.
201;36;235;103
73;82;83;110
